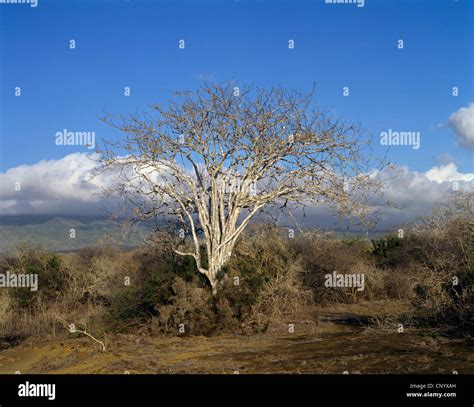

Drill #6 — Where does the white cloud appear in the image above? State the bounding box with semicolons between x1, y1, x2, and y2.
361;163;472;229
0;153;112;215
426;162;474;183
0;154;472;231
448;103;474;150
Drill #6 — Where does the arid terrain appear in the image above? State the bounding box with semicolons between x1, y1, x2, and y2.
1;301;473;374
1;195;472;375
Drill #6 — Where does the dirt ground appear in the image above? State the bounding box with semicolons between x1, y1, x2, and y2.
1;301;473;374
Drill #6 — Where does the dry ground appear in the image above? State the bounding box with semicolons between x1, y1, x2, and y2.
1;301;473;374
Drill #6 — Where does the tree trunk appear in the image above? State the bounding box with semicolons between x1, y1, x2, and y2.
203;243;234;296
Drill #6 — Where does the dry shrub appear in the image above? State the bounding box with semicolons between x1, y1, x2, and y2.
64;245;140;305
381;267;415;301
0;246;70;339
409;192;472;275
292;233;373;304
254;259;311;315
0;293;86;340
0;293;14;338
152;278;216;335
0;244;131;341
222;225;312;321
407;192;474;335
291;233;417;305
412;267;453;316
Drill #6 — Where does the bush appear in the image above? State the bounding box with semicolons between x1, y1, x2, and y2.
291;233;375;304
409;192;474;336
220;225;312;323
5;247;66;309
370;235;405;268
447;268;474;334
107;243;203;328
153;277;217;335
107;225;314;334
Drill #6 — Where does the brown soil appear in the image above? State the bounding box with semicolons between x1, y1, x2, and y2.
1;301;473;374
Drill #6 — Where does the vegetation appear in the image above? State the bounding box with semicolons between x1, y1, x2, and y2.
0;193;472;344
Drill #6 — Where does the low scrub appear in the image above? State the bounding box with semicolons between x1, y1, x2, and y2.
0;193;471;341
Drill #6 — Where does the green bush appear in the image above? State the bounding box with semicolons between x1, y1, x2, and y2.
108;246;202;327
8;249;66;309
370;235;407;268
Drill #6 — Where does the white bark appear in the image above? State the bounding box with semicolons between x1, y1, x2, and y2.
96;84;383;294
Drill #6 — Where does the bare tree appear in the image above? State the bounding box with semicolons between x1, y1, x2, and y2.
95;83;382;294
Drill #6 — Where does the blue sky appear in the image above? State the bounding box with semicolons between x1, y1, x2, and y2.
1;0;473;170
0;0;473;225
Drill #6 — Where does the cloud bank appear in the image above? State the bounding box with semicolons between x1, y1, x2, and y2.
0;153;111;216
0;153;472;230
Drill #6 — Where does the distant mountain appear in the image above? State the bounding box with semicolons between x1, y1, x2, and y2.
0;215;392;254
0;216;154;254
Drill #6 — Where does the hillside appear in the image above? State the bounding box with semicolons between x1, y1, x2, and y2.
0;216;153;253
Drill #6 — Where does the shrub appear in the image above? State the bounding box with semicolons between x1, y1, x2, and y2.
221;225;312;321
153;277;216;335
409;192;474;335
291;233;375;304
5;247;66;309
370;235;405;268
107;244;203;329
447;268;474;334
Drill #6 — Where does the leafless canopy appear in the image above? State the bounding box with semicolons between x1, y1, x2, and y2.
95;83;382;294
